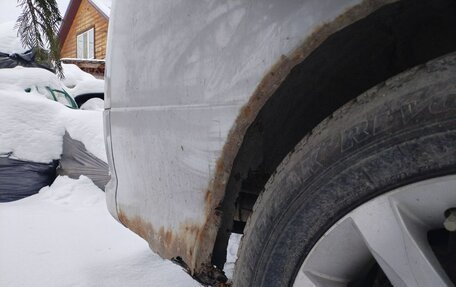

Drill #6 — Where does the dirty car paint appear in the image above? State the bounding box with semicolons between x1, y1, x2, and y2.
105;0;396;283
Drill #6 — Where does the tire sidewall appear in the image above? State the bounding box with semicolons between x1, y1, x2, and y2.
234;53;456;286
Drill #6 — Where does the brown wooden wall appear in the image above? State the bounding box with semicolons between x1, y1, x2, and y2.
60;0;108;59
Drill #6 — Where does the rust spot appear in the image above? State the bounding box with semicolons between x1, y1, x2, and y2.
118;206;207;276
184;225;200;235
118;209;154;241
240;105;251;118
158;227;173;248
205;188;212;204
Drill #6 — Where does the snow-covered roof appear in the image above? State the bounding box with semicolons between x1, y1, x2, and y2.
89;0;112;18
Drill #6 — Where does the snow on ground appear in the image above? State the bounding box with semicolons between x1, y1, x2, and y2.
0;176;241;286
0;176;201;287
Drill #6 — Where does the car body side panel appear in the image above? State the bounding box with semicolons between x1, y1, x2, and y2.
105;0;396;277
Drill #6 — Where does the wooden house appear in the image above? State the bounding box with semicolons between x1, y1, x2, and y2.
59;0;111;77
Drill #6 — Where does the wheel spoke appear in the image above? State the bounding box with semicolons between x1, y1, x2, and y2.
295;218;371;287
350;196;452;287
293;270;346;287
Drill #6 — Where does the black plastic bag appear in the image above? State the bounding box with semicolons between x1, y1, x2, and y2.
0;156;57;202
0;49;53;71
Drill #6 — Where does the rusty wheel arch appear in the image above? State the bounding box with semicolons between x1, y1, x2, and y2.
199;0;456;280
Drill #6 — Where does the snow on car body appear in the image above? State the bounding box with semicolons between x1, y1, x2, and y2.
0;63;107;201
105;0;456;285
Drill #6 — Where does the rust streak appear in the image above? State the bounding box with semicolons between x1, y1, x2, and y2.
118;209;154;241
118;208;202;270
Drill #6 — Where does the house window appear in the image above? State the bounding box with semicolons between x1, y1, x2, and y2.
76;28;94;59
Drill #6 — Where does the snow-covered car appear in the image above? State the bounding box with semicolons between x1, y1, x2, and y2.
0;54;104;110
0;59;108;201
0;21;104;110
61;63;105;108
0;59;77;108
105;1;456;286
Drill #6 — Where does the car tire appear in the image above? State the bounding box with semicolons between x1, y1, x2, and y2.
233;52;456;286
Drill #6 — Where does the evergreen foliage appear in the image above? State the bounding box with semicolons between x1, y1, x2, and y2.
15;0;63;77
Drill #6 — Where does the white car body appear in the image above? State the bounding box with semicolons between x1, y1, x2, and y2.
104;0;456;283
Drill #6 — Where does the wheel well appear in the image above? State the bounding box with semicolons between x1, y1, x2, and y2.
212;0;456;269
74;93;104;107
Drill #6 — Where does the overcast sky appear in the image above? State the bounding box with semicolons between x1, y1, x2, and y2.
0;0;71;24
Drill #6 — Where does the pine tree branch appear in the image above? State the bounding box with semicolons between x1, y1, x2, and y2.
16;0;63;78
